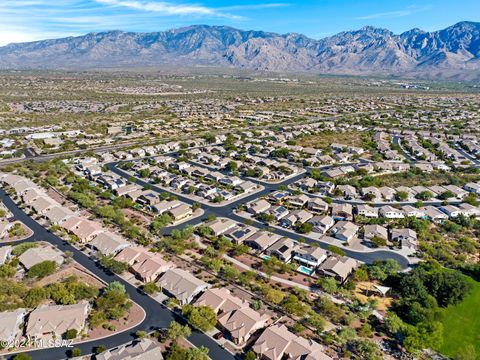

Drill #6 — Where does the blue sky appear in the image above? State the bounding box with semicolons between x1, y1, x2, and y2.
0;0;478;45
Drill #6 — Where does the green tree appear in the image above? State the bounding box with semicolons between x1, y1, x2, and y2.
182;305;217;332
70;347;81;358
142;282;160;295
64;329;78;340
318;277;338;294
166;321;192;340
27;260;57;279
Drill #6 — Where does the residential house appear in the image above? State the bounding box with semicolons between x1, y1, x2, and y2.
267;205;289;221
421;206;449;222
245;232;282;252
62;217;104;243
248;199;272;215
252;324;332;360
131;254;175;283
43;206;74;225
307;198;329;214
331;203;353;221
26;301;90;340
0;309;26;344
293;247;328;268
318;256;358;283
266;238;297;263
236;181;257;193
459;203;480;217
330;221;359;243
290;209;313;225
356;204;379;218
464;182;480;195
89;232;131;256
218;307;270;346
19;246;64;270
206;218;238;237
363;224;388;241
402;205;426;218
151;200;182;214
379;205;405;219
167;204;193;221
157;268;210;305
440;205;462;218
308;215;334;235
224;225;258;244
287;194;310;208
96;338;163;360
391;228;418;250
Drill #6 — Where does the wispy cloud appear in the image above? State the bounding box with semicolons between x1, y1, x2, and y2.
356;5;432;20
94;0;241;19
219;3;289;11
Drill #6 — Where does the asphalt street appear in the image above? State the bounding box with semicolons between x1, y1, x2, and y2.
0;189;236;360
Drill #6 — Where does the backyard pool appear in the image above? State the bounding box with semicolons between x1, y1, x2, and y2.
297;265;315;276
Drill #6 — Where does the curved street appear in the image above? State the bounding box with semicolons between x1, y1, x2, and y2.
0;189;235;360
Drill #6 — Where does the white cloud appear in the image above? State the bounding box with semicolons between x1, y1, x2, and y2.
94;0;241;19
356;5;432;20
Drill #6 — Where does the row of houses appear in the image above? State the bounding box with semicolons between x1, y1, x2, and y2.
127;157;258;203
204;218;359;282
0;173;132;256
0;301;90;344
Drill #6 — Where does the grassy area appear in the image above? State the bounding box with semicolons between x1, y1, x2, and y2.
296;131;370;150
436;277;480;359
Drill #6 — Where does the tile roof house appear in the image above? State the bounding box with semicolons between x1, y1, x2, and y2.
252;324;332;360
167;203;193;221
30;196;58;215
43;206;74;225
331;203;353;221
356;204;379;218
114;246;152;266
218;306;271;346
19;246;64;270
379;205;405;219
62;217;103;243
391;228;418;250
224;225;258;244
157;268;210;305
96;338;163;360
206;218;238;237
245;232;282;251
293;247;328;268
307;198;329;214
363;224;388;241
194;288;248;314
131;254;175;283
330;221;359;243
318;256;358;283
266;238;297;263
308;215;334;235
89;232;131;256
0;309;26;344
26;301;90;340
248;199;272;215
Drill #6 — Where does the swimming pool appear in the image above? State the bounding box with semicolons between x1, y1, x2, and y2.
261;255;272;260
297;265;314;276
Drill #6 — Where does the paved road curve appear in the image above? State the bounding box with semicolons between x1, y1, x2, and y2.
0;189;236;360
